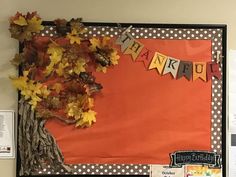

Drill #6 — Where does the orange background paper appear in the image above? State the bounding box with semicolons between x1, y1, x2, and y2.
46;39;212;164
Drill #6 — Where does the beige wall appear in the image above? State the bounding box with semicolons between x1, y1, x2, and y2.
0;0;234;176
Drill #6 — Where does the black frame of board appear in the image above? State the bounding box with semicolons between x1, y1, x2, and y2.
16;22;227;177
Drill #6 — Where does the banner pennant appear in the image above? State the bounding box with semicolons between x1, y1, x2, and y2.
124;39;144;61
177;61;193;81
115;32;134;52
193;62;207;81
115;32;222;82
148;52;168;74
163;57;180;78
136;48;155;69
207;61;221;80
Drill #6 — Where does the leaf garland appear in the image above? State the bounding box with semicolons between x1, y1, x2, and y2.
9;12;120;128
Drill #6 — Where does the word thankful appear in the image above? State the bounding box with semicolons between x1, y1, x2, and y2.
116;32;221;82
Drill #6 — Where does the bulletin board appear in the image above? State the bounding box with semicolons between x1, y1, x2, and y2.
10;13;226;177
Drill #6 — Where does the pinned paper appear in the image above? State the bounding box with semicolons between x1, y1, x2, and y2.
177;61;193;81
207;62;221;80
124;39;144;60
193;62;207;81
136;48;155;68
163;57;180;78
186;165;222;177
150;165;184;177
115;33;133;52
148;52;168;74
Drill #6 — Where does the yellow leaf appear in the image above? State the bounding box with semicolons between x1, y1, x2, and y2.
44;62;54;76
89;37;111;52
30;81;42;95
10;70;46;110
26;16;44;33
89;38;100;51
66;102;82;120
49;53;62;64
13;16;28;26
66;29;81;45
52;83;63;94
11;76;27;90
74;59;86;75
47;43;65;56
87;98;94;109
41;85;50;98
79;28;87;34
76;110;96;128
23;70;30;77
10;70;29;90
29;95;42;110
45;43;65;76
102;37;110;46
96;64;107;73
10;53;24;67
21;89;32;100
110;50;120;65
56;62;69;76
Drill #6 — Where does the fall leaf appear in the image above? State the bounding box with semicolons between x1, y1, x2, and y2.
10;53;25;67
44;96;61;110
36;109;52;119
89;38;100;51
20;80;44;109
10;70;29;90
47;42;65;57
56;62;69;76
66;29;81;45
30;81;42;95
110;50;120;65
10;70;50;109
94;49;110;66
66;101;82;120
89;37;119;71
27;16;44;33
85;83;103;95
79;72;95;84
23;70;29;77
74;58;86;75
90;37;110;51
52;83;63;94
88;98;94;108
45;42;65;75
54;19;69;36
11;76;28;90
25;12;39;20
76;110;96;127
41;85;51;98
83;97;94;110
69;18;87;34
44;62;54;76
29;95;42;109
96;64;107;73
9;12;44;42
102;37;110;46
70;18;82;29
10;25;33;42
50;52;62;64
13;16;27;26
